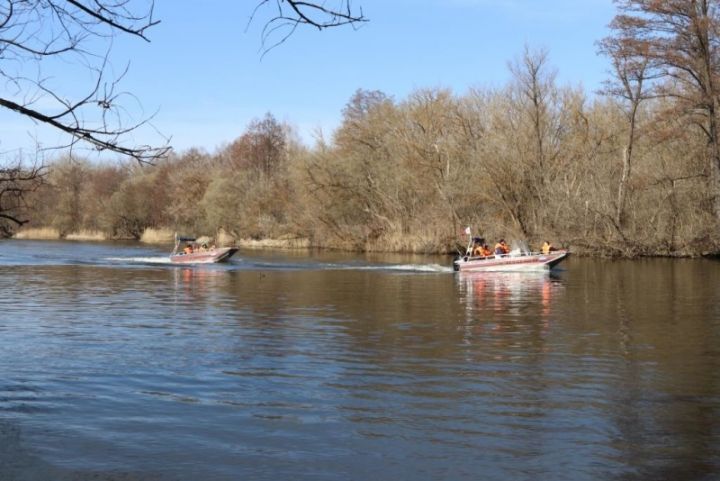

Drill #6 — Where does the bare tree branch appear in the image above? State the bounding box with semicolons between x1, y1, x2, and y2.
0;0;168;165
64;0;160;41
0;158;45;235
249;0;367;54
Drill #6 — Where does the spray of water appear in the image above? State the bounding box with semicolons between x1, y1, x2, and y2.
509;239;531;255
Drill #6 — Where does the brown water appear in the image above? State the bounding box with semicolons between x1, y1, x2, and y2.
1;240;719;480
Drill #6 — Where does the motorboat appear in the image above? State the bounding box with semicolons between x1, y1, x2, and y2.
453;250;568;272
170;234;238;264
453;229;568;272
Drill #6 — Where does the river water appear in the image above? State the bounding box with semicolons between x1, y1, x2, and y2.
0;240;718;480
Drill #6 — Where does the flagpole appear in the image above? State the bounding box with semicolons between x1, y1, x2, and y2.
464;227;473;257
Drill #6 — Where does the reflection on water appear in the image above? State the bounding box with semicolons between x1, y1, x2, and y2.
458;270;563;313
456;272;564;356
0;241;719;481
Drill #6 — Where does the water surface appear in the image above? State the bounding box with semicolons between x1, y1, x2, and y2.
1;240;719;480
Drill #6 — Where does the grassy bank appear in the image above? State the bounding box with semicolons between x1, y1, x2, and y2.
10;225;720;258
12;226;315;251
14;228;107;242
13;227;61;240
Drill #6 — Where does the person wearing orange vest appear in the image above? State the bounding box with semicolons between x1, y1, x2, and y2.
474;242;494;257
494;239;510;255
542;241;551;255
541;241;557;255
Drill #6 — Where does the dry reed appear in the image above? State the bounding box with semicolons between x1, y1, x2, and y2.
65;230;106;241
140;228;175;244
236;237;310;249
13;227;61;240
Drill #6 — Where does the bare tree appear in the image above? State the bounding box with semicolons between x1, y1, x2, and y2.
599;30;654;234
0;1;367;236
227;113;288;176
0;0;171;164
502;47;564;237
1;1;366;164
607;0;720;219
0;1;173;236
0;161;44;235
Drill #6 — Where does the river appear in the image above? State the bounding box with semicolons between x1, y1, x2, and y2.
0;240;718;480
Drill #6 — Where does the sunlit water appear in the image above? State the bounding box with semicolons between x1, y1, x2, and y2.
1;240;719;480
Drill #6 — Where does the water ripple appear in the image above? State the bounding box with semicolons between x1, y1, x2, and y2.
0;242;719;480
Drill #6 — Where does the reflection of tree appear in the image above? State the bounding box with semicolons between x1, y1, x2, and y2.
571;259;720;480
159;259;720;481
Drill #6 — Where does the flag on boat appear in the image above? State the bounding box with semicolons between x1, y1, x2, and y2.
464;226;471;235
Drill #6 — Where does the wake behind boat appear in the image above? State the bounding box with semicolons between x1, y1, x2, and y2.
170;234;238;264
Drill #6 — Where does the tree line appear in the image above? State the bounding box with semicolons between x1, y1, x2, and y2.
15;44;720;256
4;1;720;256
0;0;363;234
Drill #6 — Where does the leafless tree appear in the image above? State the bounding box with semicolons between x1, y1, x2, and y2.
599;30;655;234
0;0;170;165
1;1;367;164
0;1;366;236
607;0;720;219
0;1;173;236
0;160;44;235
227;113;288;176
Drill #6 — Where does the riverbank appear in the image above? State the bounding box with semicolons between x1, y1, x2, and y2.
10;226;720;258
14;228;111;242
12;227;313;251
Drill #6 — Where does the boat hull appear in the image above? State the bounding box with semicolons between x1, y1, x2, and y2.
453;250;568;272
170;247;238;264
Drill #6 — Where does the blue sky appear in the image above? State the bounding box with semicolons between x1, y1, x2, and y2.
1;0;616;158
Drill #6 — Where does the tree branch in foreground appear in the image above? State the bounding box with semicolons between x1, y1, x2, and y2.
250;0;367;54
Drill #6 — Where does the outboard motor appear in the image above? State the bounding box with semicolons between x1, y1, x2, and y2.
453;253;465;271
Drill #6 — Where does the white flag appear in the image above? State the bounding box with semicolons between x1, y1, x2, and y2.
464;226;471;235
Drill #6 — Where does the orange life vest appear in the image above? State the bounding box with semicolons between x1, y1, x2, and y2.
495;242;509;255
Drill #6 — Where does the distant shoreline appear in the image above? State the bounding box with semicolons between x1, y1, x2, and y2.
12;227;312;251
9;227;720;259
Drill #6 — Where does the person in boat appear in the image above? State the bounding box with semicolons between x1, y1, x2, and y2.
494;239;510;256
471;237;484;257
480;243;493;257
183;244;194;255
541;241;557;255
200;243;208;252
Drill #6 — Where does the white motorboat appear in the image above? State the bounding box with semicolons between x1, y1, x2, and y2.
170;234;238;264
453;250;568;272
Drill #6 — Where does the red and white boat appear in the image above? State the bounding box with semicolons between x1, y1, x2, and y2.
170;235;238;264
453;250;568;272
453;230;568;272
